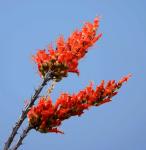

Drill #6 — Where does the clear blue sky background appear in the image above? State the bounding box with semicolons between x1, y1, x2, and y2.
0;0;146;150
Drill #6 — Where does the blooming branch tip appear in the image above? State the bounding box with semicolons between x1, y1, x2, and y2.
32;17;101;81
27;75;130;134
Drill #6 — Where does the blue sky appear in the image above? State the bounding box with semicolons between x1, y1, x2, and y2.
0;0;146;150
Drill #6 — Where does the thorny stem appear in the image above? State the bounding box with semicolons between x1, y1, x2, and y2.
9;80;57;150
10;126;32;150
3;72;53;150
46;79;57;97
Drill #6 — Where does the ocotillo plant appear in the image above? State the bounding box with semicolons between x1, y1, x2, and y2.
3;17;131;150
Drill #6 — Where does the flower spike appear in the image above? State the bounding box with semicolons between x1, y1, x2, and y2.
32;17;102;81
27;75;131;134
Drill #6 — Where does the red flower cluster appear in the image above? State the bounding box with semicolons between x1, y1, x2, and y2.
32;17;102;81
27;74;131;134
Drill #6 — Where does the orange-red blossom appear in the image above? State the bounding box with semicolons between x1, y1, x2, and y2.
27;74;131;134
32;17;102;81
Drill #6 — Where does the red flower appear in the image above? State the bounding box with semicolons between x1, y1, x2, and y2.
27;75;131;133
32;17;102;81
